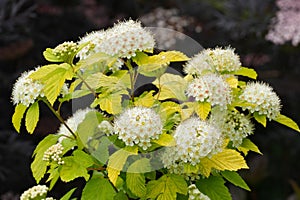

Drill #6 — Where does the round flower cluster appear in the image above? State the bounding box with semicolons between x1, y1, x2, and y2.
184;47;241;76
161;117;223;171
57;108;94;142
43;143;64;165
77;20;155;62
186;74;232;108
113;107;163;150
98;120;114;135
12;69;44;107
223;111;254;147
188;184;211;200
239;82;281;119
20;185;48;200
53;41;78;59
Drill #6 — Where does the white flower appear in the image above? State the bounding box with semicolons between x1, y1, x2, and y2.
101;20;155;59
52;41;78;59
188;184;210;200
43;143;65;165
223;111;254;147
184;47;241;76
57;108;95;142
161;117;223;175
113;107;163;150
98;120;114;135
11;69;44;107
20;185;48;200
239;82;281;119
186;74;232;108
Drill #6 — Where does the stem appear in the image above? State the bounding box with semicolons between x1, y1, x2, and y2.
125;60;136;101
43;99;77;138
76;72;98;98
156;76;162;100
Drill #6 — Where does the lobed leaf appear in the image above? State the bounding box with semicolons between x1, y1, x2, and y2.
237;138;262;156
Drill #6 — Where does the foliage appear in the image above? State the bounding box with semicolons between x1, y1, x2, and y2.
11;20;299;200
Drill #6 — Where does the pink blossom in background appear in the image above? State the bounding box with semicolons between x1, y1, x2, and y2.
266;0;300;46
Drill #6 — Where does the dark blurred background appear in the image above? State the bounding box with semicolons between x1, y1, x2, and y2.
0;0;300;199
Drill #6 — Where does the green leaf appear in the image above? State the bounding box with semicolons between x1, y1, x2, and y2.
134;91;156;107
195;102;211;120
76;52;118;71
275;114;300;132
60;150;94;182
43;48;64;62
253;112;267;127
47;166;60;190
221;170;250;191
237;138;262;156
195;176;232;200
153;73;188;101
25;101;39;134
82;173;116;200
234;67;257;79
31;134;59;183
114;191;128;200
12;103;27;133
31;63;74;105
77;110;103;147
60;188;77;200
146;174;188;200
93;91;125;114
126;158;151;197
199;149;248;177
107;146;138;185
152;133;176;147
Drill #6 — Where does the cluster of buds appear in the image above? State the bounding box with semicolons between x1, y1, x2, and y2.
53;41;78;59
43;143;64;165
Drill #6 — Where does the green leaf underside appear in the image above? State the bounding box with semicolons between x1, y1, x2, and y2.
31;134;59;183
275;114;300;132
82;173;116;200
234;67;257;79
107;146;138;185
146;174;188;200
237;138;262;156
196;176;232;200
91;136;111;164
60;150;94;182
12;103;27;132
253;112;267;127
126;158;151;197
221;170;251;191
25;101;39;134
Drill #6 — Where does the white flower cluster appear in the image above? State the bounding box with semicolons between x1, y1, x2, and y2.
239;82;281;120
98;120;114;135
113;107;163;150
12;69;44;107
186;74;232;108
77;20;155;62
20;185;48;200
161;117;223;174
43;143;64;165
184;47;241;75
188;184;211;200
223;111;254;147
53;41;78;59
57;108;94;142
266;0;300;46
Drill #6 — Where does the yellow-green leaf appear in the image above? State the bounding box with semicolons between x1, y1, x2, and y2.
107;146;138;185
199;149;248;177
126;158;151;197
237;138;262;156
153;73;187;101
253;112;267;127
152;133;176;147
195;102;211;120
12;103;27;133
226;76;238;88
93;92;124;114
25;102;39;134
134;91;156;107
221;170;251;191
275;114;300;133
234;67;257;79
